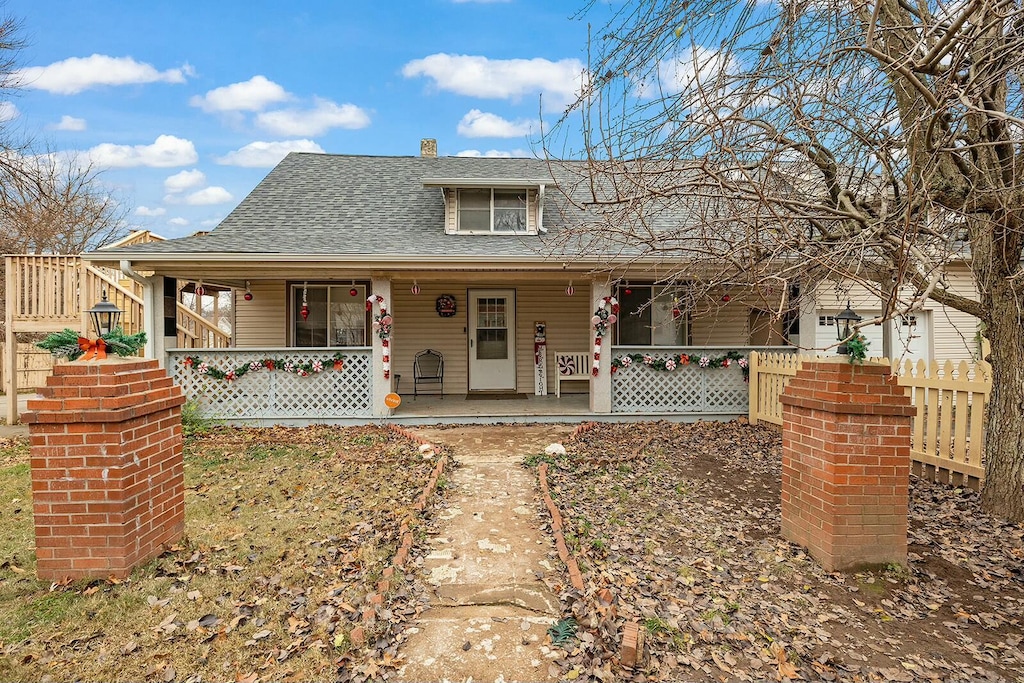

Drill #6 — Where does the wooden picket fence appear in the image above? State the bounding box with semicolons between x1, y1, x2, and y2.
749;352;991;489
0;343;54;391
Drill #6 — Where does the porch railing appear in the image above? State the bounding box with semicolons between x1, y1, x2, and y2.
168;348;373;423
610;346;793;414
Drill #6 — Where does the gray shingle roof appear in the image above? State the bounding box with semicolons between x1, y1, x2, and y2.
99;153;599;260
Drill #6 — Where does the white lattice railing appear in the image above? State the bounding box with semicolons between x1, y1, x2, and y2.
611;346;794;414
168;348;373;422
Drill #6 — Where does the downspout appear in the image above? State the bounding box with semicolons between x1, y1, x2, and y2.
120;259;159;362
537;184;547;234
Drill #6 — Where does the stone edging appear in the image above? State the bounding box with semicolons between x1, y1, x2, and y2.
350;424;447;647
537;462;584;591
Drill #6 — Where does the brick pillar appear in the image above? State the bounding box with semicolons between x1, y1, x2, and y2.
22;358;186;580
779;359;914;572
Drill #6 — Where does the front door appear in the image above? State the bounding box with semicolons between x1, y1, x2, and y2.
468;289;516;391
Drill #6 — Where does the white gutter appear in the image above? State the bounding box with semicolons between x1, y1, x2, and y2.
120;259;158;361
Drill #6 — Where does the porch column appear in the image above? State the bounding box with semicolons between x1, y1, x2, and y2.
142;275;163;363
371;276;393;418
590;280;612;414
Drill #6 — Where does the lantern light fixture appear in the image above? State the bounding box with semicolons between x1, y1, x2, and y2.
835;301;862;354
87;290;122;338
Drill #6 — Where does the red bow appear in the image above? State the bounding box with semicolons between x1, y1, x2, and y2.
77;337;107;361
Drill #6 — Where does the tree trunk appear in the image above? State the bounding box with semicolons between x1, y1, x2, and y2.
980;283;1024;523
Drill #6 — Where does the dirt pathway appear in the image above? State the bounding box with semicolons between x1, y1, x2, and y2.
396;424;576;683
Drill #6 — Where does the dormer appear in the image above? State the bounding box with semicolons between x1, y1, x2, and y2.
422;177;551;236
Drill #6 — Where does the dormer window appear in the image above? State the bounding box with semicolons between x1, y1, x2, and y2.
458;189;528;233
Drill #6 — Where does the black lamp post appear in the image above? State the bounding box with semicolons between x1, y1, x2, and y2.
835;301;862;355
87;290;123;337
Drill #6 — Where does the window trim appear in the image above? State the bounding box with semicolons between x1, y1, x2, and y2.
613;284;691;346
456;188;530;234
289;282;372;347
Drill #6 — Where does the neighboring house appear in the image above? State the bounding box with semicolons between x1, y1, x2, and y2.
81;141;982;424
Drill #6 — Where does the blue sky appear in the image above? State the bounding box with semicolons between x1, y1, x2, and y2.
4;0;601;239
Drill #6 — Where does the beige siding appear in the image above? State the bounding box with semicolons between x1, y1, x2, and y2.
931;264;982;361
391;279;591;395
234;281;287;347
690;302;750;346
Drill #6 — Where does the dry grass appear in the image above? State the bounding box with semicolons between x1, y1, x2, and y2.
0;425;432;682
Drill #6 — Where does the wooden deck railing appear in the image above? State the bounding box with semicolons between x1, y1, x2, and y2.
176;302;231;348
749;352;991;488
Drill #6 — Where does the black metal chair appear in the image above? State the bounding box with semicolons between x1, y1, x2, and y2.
413;349;444;399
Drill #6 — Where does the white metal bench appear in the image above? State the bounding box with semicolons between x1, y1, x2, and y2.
553;351;591;397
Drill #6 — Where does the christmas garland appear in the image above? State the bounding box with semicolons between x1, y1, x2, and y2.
367;294;392;379
612;350;750;379
591;296;619;376
37;327;147;361
183;353;349;381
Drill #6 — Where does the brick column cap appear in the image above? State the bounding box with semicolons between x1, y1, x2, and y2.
780;359;915;416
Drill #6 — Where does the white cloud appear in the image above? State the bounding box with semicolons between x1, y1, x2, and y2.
135;206;166;217
638;46;739;100
164;169;206;194
403;53;584;105
88;134;198;168
200;218;223;228
184;186;233;205
168;217;189;227
0;102;19;122
189;75;291;113
457;109;534;138
255;98;370;137
456;148;532;158
51;115;86;131
16;54;191;95
215;139;325;167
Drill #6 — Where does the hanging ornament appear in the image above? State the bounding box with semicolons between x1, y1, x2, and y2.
195;280;205;297
243;281;253;301
672;306;682;320
721;294;731;303
566;281;575;296
349;287;359;297
623;281;632;296
300;282;310;321
411;281;421;296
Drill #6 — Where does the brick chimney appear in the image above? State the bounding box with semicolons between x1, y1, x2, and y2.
420;138;437;158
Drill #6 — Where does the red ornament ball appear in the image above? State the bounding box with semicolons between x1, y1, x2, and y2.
349;287;359;297
721;294;731;302
195;286;205;297
243;291;253;301
300;303;310;321
411;284;421;295
624;288;632;296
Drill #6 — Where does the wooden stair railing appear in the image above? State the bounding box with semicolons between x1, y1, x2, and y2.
176;302;231;348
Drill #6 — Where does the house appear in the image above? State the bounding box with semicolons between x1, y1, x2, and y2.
79;141;982;424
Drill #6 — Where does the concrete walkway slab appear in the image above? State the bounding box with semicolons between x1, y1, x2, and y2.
396;424;576;683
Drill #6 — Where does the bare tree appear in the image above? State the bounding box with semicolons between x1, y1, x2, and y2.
551;0;1024;519
0;151;127;255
